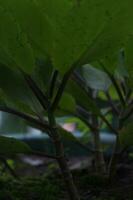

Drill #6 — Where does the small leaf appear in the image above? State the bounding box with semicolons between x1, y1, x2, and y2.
82;64;111;91
66;79;101;115
59;92;76;114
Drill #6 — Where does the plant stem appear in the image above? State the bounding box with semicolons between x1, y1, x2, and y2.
105;91;119;115
91;114;106;174
108;113;123;179
48;70;58;99
22;72;49;109
48;110;80;200
51;68;73;112
99;114;118;135
99;62;126;107
0;106;50;132
108;134;120;179
72;71;118;135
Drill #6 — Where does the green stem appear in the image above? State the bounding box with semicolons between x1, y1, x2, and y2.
51;68;73;112
108;134;120;179
48;70;58;99
99;63;126;107
105;91;119;115
99;114;118;135
48;110;80;200
92;114;106;174
22;72;49;109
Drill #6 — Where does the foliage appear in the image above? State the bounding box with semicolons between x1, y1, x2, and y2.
0;176;61;200
0;1;132;74
0;135;32;155
0;1;133;199
120;122;133;147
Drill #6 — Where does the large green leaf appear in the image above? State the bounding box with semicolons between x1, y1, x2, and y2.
0;5;35;73
82;64;111;91
125;36;133;87
35;0;73;24
0;65;42;114
51;0;133;73
33;58;53;92
0;0;54;59
0;135;32;155
87;1;133;61
50;0;112;72
0;0;132;75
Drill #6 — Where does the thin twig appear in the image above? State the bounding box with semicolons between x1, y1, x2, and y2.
105;91;119;115
22;72;49;110
120;81;127;97
126;90;132;103
76;106;96;131
72;74;118;135
51;68;73;112
72;71;88;93
100;114;118;135
99;62;125;107
0;106;50;132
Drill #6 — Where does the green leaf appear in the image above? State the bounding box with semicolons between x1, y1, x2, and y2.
66;80;101;115
58;92;76;114
0;113;28;134
115;49;129;81
0;0;53;60
125;36;133;87
0;5;35;73
51;0;133;73
51;0;112;72
59;126;78;143
34;0;74;65
59;126;90;152
88;1;133;73
0;135;32;155
33;58;53;92
0;0;132;75
35;0;73;23
82;64;111;91
0;65;42;114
